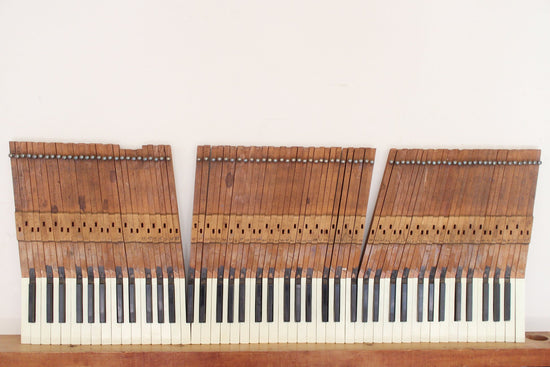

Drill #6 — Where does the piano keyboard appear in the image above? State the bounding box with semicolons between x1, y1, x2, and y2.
9;143;540;345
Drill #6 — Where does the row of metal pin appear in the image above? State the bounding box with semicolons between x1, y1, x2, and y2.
388;160;542;166
198;157;375;164
8;154;171;161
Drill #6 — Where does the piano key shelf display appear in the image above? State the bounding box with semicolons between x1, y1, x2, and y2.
8;143;540;345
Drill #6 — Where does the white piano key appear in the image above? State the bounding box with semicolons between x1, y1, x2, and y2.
391;277;402;343
229;277;240;344
354;277;364;343
486;277;496;342
91;276;101;345
21;278;31;344
429;277;440;343
131;278;142;345
121;277;131;344
477;277;487;342
200;277;212;344
220;277;230;344
363;276;374;343
140;277;151;345
457;277;467;342
448;277;458;343
209;278;219;344
249;276;259;344
70;277;81;345
495;278;505;342
278;277;288;343
151;276;161;344
403;277;416;343
419;277;429;343
505;278;515;342
39;277;50;344
268;277;280;343
306;277;317;343
334;277;346;344
467;278;479;342
110;278;121;345
264;278;269;343
101;278;112;345
515;278;525;342
287;277;297;343
297;276;307;343
440;277;451;343
161;277;171;344
239;277;251;344
169;277;181;344
180;277;191;344
191;277;200;344
51;276;60;345
344;277;354;344
381;278;391;343
61;277;71;345
81;276;91;345
325;277;335;343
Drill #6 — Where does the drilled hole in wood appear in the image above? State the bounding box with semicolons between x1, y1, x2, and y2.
500;230;503;235
18;227;21;232
25;221;28;226
432;225;436;230
199;229;202;234
163;223;167;228
136;228;139;234
379;225;382;229
406;224;409;229
293;224;297;229
123;223;126;228
305;224;308;229
473;230;476;235
516;224;519;229
217;229;220;234
361;224;364;229
510;230;513;235
382;230;386;235
337;229;341;234
527;230;530;235
100;228;103;233
253;229;256;234
175;228;178;234
141;223;144;228
224;223;227;228
416;225;420;230
147;228;150;233
526;334;548;341
371;229;375;235
119;228;122;233
299;229;302;234
249;223;252;229
420;230;424;235
495;225;499;229
399;230;402;235
447;230;450;235
95;222;98;227
230;229;233;234
436;230;439;235
393;230;396;235
453;224;457;229
332;224;335;229
277;224;280;229
36;227;39;232
484;230;487;235
237;223;240;229
258;229;261;234
206;223;210;228
130;228;133;233
42;221;46;227
152;223;155;229
457;230;460;235
506;225;509;230
106;228;109;233
355;230;358;235
469;224;472;229
194;223;197;228
489;230;492;235
442;225;446;230
325;229;328;234
158;229;161;233
410;231;413;235
49;227;52;232
212;229;215;234
349;230;352;234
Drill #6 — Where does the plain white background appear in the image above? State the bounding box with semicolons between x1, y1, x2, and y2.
0;1;549;334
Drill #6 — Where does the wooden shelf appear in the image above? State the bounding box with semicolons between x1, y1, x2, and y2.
1;333;550;367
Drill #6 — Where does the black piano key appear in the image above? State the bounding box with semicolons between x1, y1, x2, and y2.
58;267;66;323
199;268;207;323
216;266;224;323
283;268;291;322
362;269;371;322
295;267;302;322
306;268;313;323
156;267;164;324
482;266;490;322
128;268;136;323
401;268;409;322
454;267;462;321
28;268;36;323
168;267;175;323
373;269;381;322
227;267;235;323
146;268;153;323
334;266;342;322
493;268;501;322
76;266;83;324
115;266;123;323
322;267;329;322
185;270;194;323
439;267;446;322
46;265;53;323
255;268;263;323
350;268;358;323
98;266;106;323
428;267;436;322
466;268;474;322
504;266;511;321
417;267;425;322
238;268;246;323
87;266;95;323
389;270;397;322
267;268;275;323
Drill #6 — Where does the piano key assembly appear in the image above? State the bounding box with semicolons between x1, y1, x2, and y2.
8;142;542;345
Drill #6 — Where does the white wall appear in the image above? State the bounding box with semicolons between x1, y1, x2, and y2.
0;0;549;334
